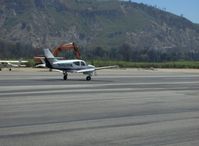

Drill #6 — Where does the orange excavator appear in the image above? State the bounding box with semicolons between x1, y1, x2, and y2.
34;42;81;65
52;42;80;59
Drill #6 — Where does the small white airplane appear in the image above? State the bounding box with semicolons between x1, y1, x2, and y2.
44;49;117;80
0;60;28;71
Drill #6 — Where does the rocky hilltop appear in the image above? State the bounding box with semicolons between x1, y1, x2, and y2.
0;0;199;61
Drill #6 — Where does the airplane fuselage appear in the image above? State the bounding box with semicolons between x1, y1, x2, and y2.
43;48;116;81
47;59;94;72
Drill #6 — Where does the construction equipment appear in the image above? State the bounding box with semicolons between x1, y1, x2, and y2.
34;42;81;65
52;42;80;58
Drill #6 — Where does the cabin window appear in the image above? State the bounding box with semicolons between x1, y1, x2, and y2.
58;63;72;67
66;64;72;67
81;61;86;66
74;61;80;66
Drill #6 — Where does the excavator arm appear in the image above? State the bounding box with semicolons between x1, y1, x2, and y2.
52;42;80;59
34;42;81;65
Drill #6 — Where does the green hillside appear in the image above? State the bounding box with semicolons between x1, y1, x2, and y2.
0;0;199;61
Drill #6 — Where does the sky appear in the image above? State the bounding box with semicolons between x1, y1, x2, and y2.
130;0;199;23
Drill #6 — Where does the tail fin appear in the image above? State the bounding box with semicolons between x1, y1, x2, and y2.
43;49;57;69
44;49;55;58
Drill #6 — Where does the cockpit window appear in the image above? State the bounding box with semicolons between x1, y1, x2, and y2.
74;61;80;66
81;61;86;66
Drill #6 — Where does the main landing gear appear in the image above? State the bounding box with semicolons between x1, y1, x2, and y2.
63;72;68;80
63;72;92;81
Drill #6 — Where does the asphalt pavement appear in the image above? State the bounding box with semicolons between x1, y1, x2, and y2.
0;68;199;146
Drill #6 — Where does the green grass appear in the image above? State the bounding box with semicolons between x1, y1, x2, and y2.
28;58;199;69
89;60;199;69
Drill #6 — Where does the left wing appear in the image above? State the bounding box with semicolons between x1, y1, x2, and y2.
76;68;95;73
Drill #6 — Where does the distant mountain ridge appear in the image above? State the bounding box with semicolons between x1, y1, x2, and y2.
0;0;199;61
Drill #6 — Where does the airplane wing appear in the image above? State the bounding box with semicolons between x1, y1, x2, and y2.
0;60;17;63
8;63;19;67
77;65;118;73
0;60;28;63
0;60;28;67
76;68;95;73
95;65;118;70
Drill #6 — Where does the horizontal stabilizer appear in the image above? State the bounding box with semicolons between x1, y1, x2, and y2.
35;64;46;68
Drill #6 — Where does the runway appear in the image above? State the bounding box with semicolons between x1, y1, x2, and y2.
0;68;199;146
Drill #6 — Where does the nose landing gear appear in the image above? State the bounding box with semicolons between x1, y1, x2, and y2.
86;76;91;81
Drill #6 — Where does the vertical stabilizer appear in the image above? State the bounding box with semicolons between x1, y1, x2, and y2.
44;49;55;58
43;49;57;68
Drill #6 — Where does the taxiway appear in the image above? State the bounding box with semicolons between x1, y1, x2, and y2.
0;68;199;146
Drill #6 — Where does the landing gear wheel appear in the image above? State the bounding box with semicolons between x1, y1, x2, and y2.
9;68;11;71
63;75;68;80
86;76;91;81
63;72;68;80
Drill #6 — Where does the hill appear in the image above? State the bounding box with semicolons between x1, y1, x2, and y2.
0;0;199;61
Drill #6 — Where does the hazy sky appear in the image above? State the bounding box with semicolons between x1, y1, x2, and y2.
130;0;199;23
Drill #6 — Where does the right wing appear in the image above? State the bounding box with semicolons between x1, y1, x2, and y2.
95;65;118;70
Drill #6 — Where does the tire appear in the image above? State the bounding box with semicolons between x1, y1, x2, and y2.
86;76;91;81
63;75;67;80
